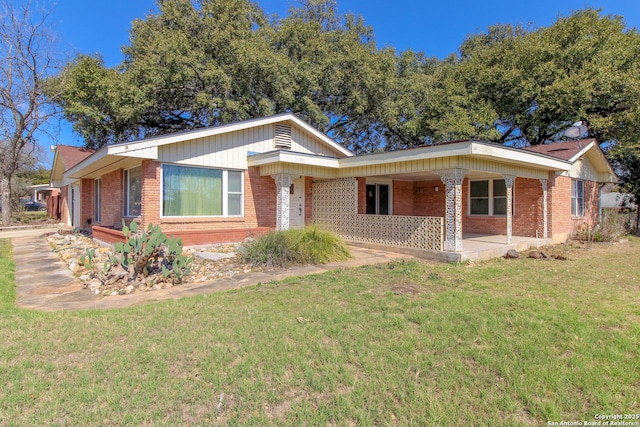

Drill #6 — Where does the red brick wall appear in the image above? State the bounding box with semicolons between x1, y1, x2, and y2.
80;179;94;228
413;180;446;217
549;174;599;239
155;166;276;233
462;177;547;237
98;169;124;227
548;173;571;238
357;178;366;214
246;166;276;229
140;160;160;226
92;164;277;244
393;180;413;215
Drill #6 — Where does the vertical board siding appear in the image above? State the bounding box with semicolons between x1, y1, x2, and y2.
158;123;346;170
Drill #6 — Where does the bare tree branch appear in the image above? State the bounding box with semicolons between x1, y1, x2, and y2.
0;0;59;225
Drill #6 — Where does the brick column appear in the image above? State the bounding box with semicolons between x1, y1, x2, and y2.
540;178;548;239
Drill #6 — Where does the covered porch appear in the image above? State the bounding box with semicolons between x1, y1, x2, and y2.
248;140;570;260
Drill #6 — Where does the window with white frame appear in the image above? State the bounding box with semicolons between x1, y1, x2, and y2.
571;179;584;216
469;179;511;216
365;182;391;215
94;178;101;223
162;164;243;217
123;166;142;217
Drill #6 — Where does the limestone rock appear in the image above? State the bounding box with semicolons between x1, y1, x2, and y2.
505;249;519;259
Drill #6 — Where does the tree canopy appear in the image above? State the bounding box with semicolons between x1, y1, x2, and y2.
49;1;640;152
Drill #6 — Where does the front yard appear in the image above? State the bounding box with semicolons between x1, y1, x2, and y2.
0;237;638;425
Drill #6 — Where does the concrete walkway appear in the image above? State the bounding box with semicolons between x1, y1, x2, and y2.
4;228;411;312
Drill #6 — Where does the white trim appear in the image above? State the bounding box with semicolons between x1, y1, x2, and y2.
123;165;142;218
365;178;393;215
468;178;514;217
247;150;341;169
94;178;101;224
339;141;572;171
107;114;354;158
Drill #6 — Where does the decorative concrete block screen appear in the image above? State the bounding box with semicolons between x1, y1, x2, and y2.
312;178;444;251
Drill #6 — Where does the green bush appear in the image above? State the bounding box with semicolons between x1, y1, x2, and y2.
573;214;628;243
239;226;351;268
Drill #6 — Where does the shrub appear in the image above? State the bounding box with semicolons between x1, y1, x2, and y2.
86;221;193;289
573;214;628;243
239;226;351;268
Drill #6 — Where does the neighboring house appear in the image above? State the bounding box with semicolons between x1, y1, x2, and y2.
49;113;617;257
600;183;636;211
30;183;57;204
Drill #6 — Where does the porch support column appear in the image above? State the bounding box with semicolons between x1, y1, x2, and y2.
272;174;293;231
540;179;548;239
438;168;467;252
504;175;516;244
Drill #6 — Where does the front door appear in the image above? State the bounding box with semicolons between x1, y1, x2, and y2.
289;177;305;229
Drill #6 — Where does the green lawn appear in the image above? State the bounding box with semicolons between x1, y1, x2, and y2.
1;238;639;426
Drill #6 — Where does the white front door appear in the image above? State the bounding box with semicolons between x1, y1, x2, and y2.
289;177;305;229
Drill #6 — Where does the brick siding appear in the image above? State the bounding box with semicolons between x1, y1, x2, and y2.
92;163;277;245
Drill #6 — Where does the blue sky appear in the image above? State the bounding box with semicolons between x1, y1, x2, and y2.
41;0;640;161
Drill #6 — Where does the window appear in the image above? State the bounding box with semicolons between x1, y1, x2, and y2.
571;179;584;216
94;178;101;223
366;183;390;215
162;164;243;217
470;179;511;216
124;166;142;217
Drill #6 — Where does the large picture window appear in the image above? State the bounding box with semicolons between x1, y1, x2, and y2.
470;179;511;216
571;179;584;216
162;164;243;217
124;166;141;217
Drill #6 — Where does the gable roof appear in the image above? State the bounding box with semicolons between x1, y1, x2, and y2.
523;139;616;182
50;145;96;185
522;139;596;161
107;113;353;158
54;145;95;170
63;113;353;179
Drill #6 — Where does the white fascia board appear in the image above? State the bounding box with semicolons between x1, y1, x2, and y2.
247;151;340;168
338;141;474;168
470;143;571;170
576;142;617;179
568;140;596;163
109;145;158;159
106;114;354;158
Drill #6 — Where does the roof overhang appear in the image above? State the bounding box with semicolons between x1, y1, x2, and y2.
247;150;340;169
65;148;142;180
569;140;618;182
338;140;572;171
